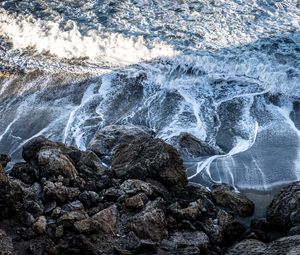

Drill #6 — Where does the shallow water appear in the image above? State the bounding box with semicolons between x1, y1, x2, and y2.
0;0;300;197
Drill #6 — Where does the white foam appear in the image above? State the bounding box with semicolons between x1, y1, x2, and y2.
0;9;177;66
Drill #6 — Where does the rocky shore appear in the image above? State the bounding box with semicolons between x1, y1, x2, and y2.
1;125;300;254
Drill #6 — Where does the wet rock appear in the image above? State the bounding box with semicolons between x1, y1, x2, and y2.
175;132;224;158
267;181;300;232
161;231;210;254
212;184;254;217
112;137;187;189
127;198;168;241
0;229;15;254
32;216;47;234
125;193;148;209
0;154;11;168
92;204;119;233
88;124;154;163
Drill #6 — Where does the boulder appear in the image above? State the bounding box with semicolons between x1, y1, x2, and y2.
88;125;154;163
43;181;80;203
267;181;300;232
174;132;224;158
212;184;254;217
125;193;148;209
9;162;39;184
112;137;187;189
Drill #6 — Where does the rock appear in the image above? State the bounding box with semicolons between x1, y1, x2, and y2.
120;179;154;197
112;137;187;189
267;181;300;232
88;125;154;163
78;191;99;208
0;229;15;254
43;181;80;203
226;235;300;255
61;200;84;214
0;164;8;184
161;231;210;254
55;225;64;238
225;239;267;255
212;184;254;217
9;162;39;184
92;204;119;233
104;187;126;202
169;200;203;221
0;154;11;168
125;193;148;209
174;132;224;158
58;211;88;226
32;216;47;234
37;148;78;179
73;218;101;233
127;198;168;241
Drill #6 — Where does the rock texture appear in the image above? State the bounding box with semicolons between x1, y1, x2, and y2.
0;125;298;255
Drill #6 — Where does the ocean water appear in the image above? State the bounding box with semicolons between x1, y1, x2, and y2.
0;0;300;197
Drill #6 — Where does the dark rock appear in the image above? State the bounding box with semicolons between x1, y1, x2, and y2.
78;191;99;208
44;201;57;214
0;154;11;168
120;179;154;197
175;132;224;158
88;124;153;163
161;231;210;254
9;162;39;184
267;181;300;232
58;211;88;226
112;136;187;189
212;184;255;217
126;198;168;241
104;187;125;202
61;200;84;214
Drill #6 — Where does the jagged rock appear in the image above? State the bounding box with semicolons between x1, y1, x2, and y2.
161;231;210;254
169;200;204;221
32;216;47;234
267;181;300;232
61;200;84;214
0;229;15;254
88;125;154;163
92;204;119;233
212;184;254;217
174;132;224;158
125;193;148;209
0;164;8;184
226;235;300;255
43;181;80;203
112;137;187;189
0;154;11;168
9;162;40;184
78;191;99;208
104;187;126;202
120;179;154;197
127;198;168;241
